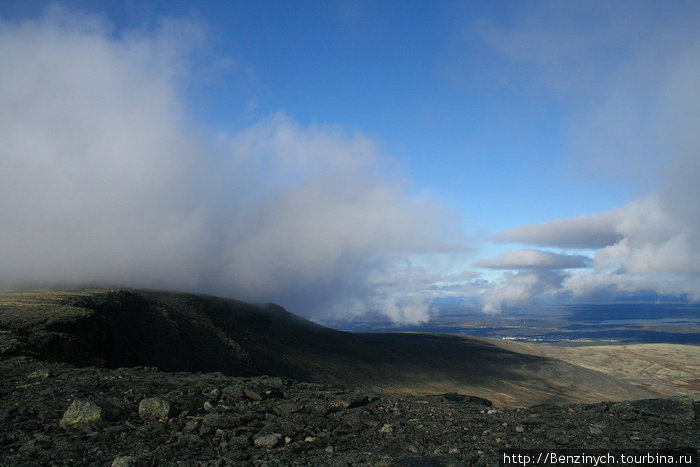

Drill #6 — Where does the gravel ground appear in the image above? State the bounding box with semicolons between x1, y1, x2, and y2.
1;356;697;466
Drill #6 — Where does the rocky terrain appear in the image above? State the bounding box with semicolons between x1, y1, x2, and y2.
0;289;697;465
1;355;697;466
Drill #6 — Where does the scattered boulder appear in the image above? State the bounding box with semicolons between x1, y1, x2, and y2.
1;356;697;466
59;399;103;429
138;397;171;420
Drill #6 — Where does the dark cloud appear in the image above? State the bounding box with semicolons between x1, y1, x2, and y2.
493;212;622;249
473;249;591;270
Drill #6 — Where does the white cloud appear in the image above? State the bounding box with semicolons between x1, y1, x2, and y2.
473;1;700;187
487;192;700;306
0;10;466;324
473;1;700;308
479;270;565;314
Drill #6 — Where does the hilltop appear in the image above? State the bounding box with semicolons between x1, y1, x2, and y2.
0;288;652;407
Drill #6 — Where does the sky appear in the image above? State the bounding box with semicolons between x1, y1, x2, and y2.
1;1;699;324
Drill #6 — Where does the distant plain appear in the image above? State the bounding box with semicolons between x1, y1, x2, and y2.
328;301;700;400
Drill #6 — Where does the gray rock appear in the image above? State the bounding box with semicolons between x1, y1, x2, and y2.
244;386;264;401
272;401;300;415
265;377;286;390
379;423;394;434
111;456;137;466
222;384;244;401
202;412;240;428
198;424;215;436
177;433;205;448
589;423;604;435
208;388;222;401
27;369;51;380
59;399;103;429
183;419;200;433
138;397;171;420
254;432;283;447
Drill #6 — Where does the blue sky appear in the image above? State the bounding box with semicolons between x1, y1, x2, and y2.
1;1;699;323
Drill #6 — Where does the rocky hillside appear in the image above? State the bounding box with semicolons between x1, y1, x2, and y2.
1;356;697;466
0;289;697;465
0;289;652;407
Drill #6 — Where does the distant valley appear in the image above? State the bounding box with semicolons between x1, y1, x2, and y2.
327;300;700;401
331;301;700;345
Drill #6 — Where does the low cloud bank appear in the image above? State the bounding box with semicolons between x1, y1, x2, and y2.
472;1;700;312
0;10;465;324
473;249;591;270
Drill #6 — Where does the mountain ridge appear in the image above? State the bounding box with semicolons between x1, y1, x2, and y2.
0;288;653;407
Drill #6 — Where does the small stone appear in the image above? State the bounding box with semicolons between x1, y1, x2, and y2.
254;433;283;447
111;456;137;467
589;425;604;435
348;395;371;408
379;423;393;434
199;424;214;436
515;425;525;433
244;387;264;401
138;397;171;420
266;376;285;389
222;385;244;401
202;413;240;428
284;436;292;444
27;369;51;380
178;433;205;447
59;399;103;429
407;444;419;453
328;399;350;411
325;446;334;454
203;401;215;412
183;419;200;433
304;436;317;443
272;402;300;415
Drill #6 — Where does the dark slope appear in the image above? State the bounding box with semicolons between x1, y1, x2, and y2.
0;289;652;407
